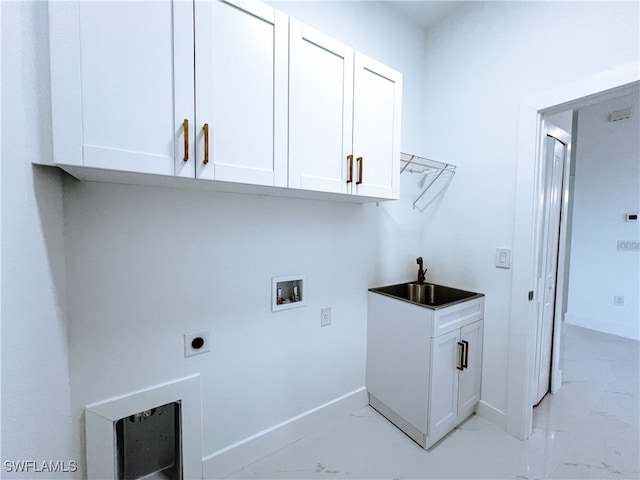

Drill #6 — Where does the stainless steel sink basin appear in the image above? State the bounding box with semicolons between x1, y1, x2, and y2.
408;283;435;303
370;282;482;309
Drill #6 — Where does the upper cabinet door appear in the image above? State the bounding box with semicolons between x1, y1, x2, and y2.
49;1;195;177
288;20;354;194
352;54;402;199
194;0;288;187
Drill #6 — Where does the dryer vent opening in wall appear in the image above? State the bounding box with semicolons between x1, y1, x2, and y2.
116;401;182;480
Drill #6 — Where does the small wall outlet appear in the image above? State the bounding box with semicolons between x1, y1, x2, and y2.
184;331;210;357
321;307;332;327
614;296;625;307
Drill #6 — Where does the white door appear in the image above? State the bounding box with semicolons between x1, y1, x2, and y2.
288;20;353;194
49;1;194;177
428;330;460;442
352;54;402;199
533;133;568;405
194;0;288;187
458;320;483;413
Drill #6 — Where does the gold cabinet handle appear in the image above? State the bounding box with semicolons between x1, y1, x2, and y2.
203;123;209;164
183;119;189;162
457;341;465;371
356;156;363;185
462;340;469;369
347;155;353;183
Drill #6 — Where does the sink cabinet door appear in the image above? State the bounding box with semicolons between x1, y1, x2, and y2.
458;320;483;415
428;329;460;443
427;319;483;447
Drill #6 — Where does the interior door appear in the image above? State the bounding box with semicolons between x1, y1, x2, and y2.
352;53;402;199
533;133;568;405
194;0;288;186
288;20;353;194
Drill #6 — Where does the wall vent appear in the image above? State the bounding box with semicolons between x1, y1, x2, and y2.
609;108;632;122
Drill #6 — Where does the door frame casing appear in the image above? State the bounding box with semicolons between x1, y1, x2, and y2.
506;61;640;440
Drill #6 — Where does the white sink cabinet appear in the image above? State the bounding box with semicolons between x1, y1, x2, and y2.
366;290;484;449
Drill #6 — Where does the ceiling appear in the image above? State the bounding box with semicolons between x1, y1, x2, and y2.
383;1;471;30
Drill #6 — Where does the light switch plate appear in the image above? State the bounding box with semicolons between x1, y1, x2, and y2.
495;248;512;269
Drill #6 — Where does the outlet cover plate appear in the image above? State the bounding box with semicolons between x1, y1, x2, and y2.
321;307;332;327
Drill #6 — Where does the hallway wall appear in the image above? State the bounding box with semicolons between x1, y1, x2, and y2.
565;91;640;340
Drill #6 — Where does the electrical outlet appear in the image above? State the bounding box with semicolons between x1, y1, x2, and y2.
321;307;332;327
614;296;625;307
184;331;210;357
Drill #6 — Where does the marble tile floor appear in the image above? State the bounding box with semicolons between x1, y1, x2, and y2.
225;325;639;480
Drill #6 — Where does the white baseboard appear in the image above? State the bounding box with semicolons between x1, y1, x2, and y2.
475;400;506;430
565;312;639;341
202;387;369;479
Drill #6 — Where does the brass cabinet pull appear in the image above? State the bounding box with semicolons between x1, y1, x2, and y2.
203;123;209;164
347;155;353;183
356;156;363;185
462;340;469;369
457;341;465;371
183;119;189;162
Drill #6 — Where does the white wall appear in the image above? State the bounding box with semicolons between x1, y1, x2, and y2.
565;92;640;340
1;1;73;476
3;0;639;475
61;3;429;477
418;1;639;422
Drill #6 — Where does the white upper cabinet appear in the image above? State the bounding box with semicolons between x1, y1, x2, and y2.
288;20;354;194
288;21;402;200
194;0;288;187
49;0;402;201
49;1;195;177
352;54;402;199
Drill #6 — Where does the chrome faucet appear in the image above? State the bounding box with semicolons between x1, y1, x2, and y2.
416;257;427;284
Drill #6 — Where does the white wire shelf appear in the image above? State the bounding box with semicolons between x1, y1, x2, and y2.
400;152;456;212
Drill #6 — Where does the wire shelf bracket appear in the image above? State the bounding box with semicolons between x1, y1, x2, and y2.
400;152;456;212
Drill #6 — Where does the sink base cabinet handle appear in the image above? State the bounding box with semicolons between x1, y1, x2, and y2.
457;341;465;371
462;340;469;369
457;340;469;371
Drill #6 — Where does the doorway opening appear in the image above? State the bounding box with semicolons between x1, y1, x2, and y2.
533;88;640;408
507;62;639;442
